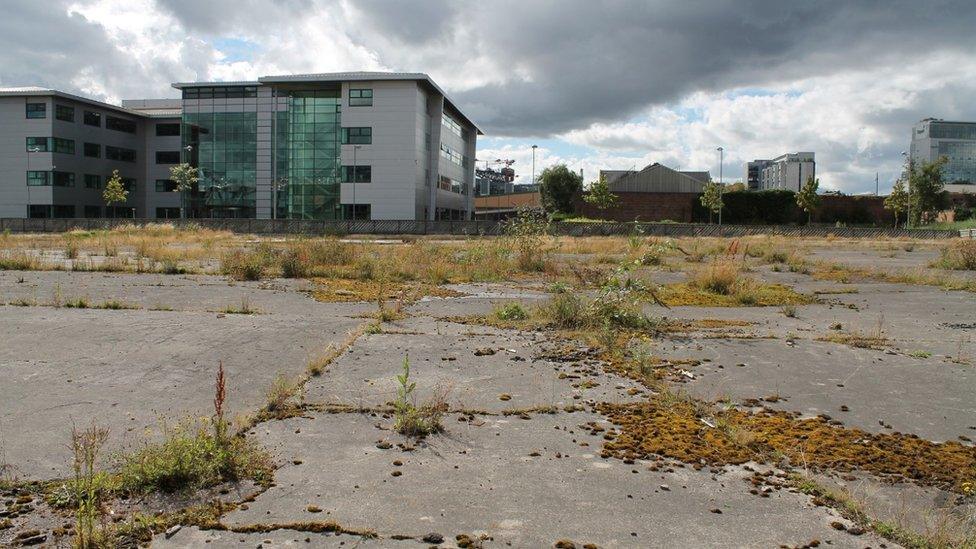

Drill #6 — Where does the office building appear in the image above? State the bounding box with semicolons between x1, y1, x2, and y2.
910;118;976;193
0;72;481;220
748;152;815;192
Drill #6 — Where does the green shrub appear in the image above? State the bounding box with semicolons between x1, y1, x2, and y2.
117;420;271;494
494;302;528;321
393;356;444;438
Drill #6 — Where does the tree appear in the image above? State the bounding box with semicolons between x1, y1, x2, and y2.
795;176;821;224
169;163;199;219
538;164;583;214
103;170;128;217
909;156;948;226
700;182;723;224
582;174;619;211
724;181;747;193
884;177;909;228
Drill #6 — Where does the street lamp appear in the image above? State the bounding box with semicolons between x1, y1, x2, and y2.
182;145;193;219
716;146;724;226
26;146;41;218
901;151;913;228
531;145;538;188
351;144;362;220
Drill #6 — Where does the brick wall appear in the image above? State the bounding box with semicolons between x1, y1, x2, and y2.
575;192;699;222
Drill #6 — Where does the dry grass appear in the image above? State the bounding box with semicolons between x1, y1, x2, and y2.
931;240;976;271
658;260;814;307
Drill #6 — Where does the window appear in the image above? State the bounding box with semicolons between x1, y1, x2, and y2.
439;143;464;167
155;179;178;192
106;146;136;162
182;86;258;100
341;165;371;183
84;142;101;158
84;110;101;127
26;103;46;119
55;104;74;122
53;172;75;187
156;207;180;219
26;171;50;186
105;116;136;133
26;137;49;152
442;112;463;138
121;178;136;192
52;138;74;154
84;174;101;189
24;137;73;154
156;123;180;136
439;175;464;194
349;88;372;106
155;151;180;164
84;206;101;218
52;205;75;218
341;203;371;220
342;127;372;144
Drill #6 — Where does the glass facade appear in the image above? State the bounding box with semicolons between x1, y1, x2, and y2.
937;141;976;183
182;112;258;217
280;90;342;220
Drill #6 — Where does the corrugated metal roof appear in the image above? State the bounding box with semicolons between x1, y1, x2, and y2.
608;163;708;194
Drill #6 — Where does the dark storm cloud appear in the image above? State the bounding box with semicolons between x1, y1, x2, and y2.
366;0;975;136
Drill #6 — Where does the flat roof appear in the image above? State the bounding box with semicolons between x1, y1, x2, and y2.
172;71;482;135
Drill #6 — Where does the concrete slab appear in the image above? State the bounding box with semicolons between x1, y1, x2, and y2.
226;411;886;548
154;527;411;548
306;317;645;412
0;293;363;479
0;270;372;316
654;337;976;442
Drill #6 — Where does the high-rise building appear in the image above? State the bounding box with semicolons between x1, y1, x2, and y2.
910;118;976;193
748;152;815;192
0;72;481;220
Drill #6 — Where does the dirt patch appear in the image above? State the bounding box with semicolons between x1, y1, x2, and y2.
311;278;464;302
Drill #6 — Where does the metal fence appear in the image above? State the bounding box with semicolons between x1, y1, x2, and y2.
0;217;961;239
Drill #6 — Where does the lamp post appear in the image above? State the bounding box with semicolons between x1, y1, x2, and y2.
531;145;538;187
26;146;41;218
901;151;913;228
716;146;724;226
351;144;362;220
182;145;193;219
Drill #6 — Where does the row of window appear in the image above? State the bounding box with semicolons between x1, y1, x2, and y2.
26;137;74;154
182;86;259;100
26;171;136;191
442;112;464;138
25;102;143;134
27;205;138;219
439;142;468;168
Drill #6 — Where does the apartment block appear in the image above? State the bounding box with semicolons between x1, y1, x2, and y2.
747;152;815;192
0;72;481;220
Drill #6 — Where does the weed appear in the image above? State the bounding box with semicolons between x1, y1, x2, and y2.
117;418;271;493
65;297;91;309
780;304;797;318
220;249;268;281
494;302;528;321
264;373;305;417
96;300;136;310
221;295;257;315
51;283;63;307
908;350;932;359
64;239;80;260
393;356;445;437
932;240;976;271
504;207;551;272
690;260;741;295
71;421;111;548
364;321;383;334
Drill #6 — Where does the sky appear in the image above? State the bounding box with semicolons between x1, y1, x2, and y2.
2;0;975;193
